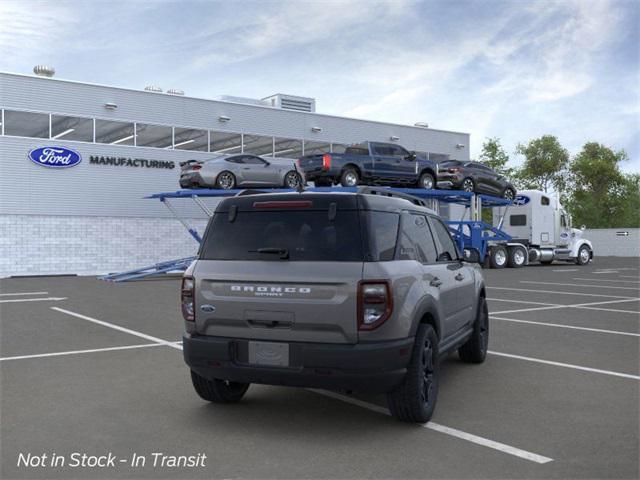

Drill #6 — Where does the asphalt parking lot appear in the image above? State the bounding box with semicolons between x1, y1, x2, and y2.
1;257;638;479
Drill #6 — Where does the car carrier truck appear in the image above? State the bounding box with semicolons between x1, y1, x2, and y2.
488;189;594;268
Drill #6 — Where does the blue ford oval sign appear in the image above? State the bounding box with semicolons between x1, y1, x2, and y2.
28;146;82;168
513;195;530;206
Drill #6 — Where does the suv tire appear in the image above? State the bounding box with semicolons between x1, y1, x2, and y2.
458;296;489;363
387;324;439;423
190;370;249;403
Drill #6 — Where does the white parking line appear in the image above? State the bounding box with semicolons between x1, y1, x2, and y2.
0;343;165;361
520;281;640;291
0;297;67;304
0;291;49;296
491;316;640;337
488;286;638;299
620;275;640;279
576;306;640;315
309;389;553;464
489;298;558;306
572;278;640;284
51;307;183;350
492;305;566;315
488;351;640;380
491;298;640;315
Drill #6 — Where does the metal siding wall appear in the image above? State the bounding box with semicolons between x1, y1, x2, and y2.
1;72;469;154
583;229;640;257
0;136;212;217
1;72;470;219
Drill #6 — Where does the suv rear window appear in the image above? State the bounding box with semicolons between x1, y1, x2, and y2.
200;210;363;262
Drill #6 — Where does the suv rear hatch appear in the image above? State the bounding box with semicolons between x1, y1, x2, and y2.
193;194;364;344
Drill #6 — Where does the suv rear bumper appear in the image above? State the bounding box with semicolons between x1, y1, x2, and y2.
183;333;414;393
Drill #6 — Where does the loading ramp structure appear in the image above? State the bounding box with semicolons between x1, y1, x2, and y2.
99;186;513;282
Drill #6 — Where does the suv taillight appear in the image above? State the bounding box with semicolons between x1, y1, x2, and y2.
192;165;202;171
358;281;393;330
181;276;195;322
448;167;460;173
322;153;332;171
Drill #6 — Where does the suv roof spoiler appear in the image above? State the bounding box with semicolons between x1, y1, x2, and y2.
357;186;429;207
233;186;430;208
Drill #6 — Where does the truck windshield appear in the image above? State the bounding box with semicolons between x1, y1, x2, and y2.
200;210;364;261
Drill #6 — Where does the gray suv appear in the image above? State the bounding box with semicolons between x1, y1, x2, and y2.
182;188;488;423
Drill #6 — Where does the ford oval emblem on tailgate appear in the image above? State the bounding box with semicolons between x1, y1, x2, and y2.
28;146;82;168
200;304;216;313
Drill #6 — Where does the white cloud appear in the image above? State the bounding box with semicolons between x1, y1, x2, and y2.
0;1;77;64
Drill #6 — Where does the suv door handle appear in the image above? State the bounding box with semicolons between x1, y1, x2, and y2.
455;273;465;281
429;277;442;287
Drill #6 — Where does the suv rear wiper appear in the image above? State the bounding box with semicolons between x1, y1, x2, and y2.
249;247;290;260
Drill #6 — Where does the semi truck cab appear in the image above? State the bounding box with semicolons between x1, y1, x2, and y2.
492;190;593;266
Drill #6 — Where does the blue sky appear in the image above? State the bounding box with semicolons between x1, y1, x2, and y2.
1;0;638;171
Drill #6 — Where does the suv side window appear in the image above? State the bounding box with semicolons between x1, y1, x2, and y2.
364;211;399;261
397;213;437;263
428;217;458;262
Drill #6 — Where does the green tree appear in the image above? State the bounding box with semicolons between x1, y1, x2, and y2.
516;135;569;193
479;137;513;176
565;142;638;228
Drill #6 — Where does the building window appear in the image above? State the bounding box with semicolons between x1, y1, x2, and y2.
303;140;331;156
173;127;208;151
95;119;135;145
3;110;49;138
243;134;274;156
274;137;303;159
135;123;173;148
210;131;243;154
50;114;93;142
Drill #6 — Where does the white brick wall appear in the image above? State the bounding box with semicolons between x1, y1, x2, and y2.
0;214;208;277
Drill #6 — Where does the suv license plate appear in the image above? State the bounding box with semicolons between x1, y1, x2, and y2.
248;341;289;367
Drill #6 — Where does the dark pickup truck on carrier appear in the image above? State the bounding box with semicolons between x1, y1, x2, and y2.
298;141;439;189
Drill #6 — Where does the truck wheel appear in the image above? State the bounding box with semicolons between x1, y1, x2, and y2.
458;296;489;363
190;370;249;403
216;171;236;190
576;245;591;265
418;172;435;190
340;168;359;187
489;245;507;269
386;324;439;423
507;246;526;268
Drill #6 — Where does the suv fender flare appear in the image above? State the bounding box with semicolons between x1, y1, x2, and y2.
409;297;442;340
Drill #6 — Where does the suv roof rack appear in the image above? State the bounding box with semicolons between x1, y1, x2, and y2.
356;186;429;207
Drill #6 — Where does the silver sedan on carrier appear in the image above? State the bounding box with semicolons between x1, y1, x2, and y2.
179;154;304;190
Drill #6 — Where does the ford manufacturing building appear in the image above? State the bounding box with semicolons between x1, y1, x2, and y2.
0;69;470;278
